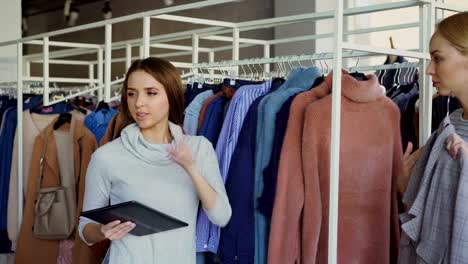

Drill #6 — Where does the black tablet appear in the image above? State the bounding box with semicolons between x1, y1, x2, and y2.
81;201;188;236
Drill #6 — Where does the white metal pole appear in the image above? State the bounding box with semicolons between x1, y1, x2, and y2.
26;61;30;77
329;0;344;263
143;16;151;59
88;64;94;88
192;33;199;74
105;24;112;102
17;43;24;231
263;44;270;73
232;27;240;75
43;37;50;106
208;51;215;63
126;43;132;70
208;51;215;77
419;2;434;146
98;49;104;102
139;45;144;59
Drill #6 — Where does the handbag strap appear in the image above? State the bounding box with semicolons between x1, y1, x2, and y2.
36;124;55;192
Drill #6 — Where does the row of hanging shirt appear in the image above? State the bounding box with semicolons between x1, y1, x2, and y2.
183;64;405;264
376;55;461;152
0;92;118;264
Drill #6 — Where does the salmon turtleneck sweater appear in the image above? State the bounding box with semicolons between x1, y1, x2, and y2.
269;72;402;264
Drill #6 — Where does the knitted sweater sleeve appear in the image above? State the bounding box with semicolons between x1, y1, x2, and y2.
78;149;111;246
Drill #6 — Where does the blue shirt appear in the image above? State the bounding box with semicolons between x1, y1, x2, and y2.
185;82;220;108
0;96;44;251
0;107;17;229
184;90;214;135
199;97;225;148
254;67;321;264
83;108;118;143
257;95;296;218
0;97;16;125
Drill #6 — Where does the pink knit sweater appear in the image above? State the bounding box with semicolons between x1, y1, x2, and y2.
269;73;401;264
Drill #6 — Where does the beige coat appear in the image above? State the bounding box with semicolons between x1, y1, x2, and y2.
14;117;100;264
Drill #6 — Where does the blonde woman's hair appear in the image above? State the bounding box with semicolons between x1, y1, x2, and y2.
437;11;468;55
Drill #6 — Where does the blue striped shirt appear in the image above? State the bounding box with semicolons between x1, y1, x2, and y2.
194;82;272;254
216;81;272;183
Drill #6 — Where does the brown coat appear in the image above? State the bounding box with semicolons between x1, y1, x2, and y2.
15;117;100;264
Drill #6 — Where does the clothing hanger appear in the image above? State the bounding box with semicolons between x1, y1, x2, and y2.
287;57;294;72
255;61;266;81
318;58;324;76
323;56;330;75
380;67;387;85
409;66;416;84
298;59;304;68
53;112;72;130
401;65;409;84
202;67;212;84
96;100;110;112
385;67;399;97
252;61;260;80
349;57;368;81
239;64;247;80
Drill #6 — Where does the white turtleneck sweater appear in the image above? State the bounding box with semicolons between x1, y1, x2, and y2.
78;122;232;264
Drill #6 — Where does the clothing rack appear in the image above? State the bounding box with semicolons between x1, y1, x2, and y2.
0;0;465;263
183;60;420;88
190;52;420;75
0;86;87;95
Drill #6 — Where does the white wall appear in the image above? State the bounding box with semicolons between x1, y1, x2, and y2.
274;0;468;72
24;0;273;79
273;0;315;56
315;0;468;69
0;0;21;82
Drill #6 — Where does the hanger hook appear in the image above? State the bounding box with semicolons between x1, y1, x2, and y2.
240;64;246;78
355;56;360;69
246;60;253;79
324;59;329;74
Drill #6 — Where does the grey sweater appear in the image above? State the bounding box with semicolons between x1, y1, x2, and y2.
78;122;232;264
399;109;468;264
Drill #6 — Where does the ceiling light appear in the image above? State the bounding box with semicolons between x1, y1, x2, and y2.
102;0;112;20
66;5;79;26
163;0;174;6
64;0;72;17
22;16;28;35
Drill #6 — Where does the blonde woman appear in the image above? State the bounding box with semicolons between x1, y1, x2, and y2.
400;11;468;192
